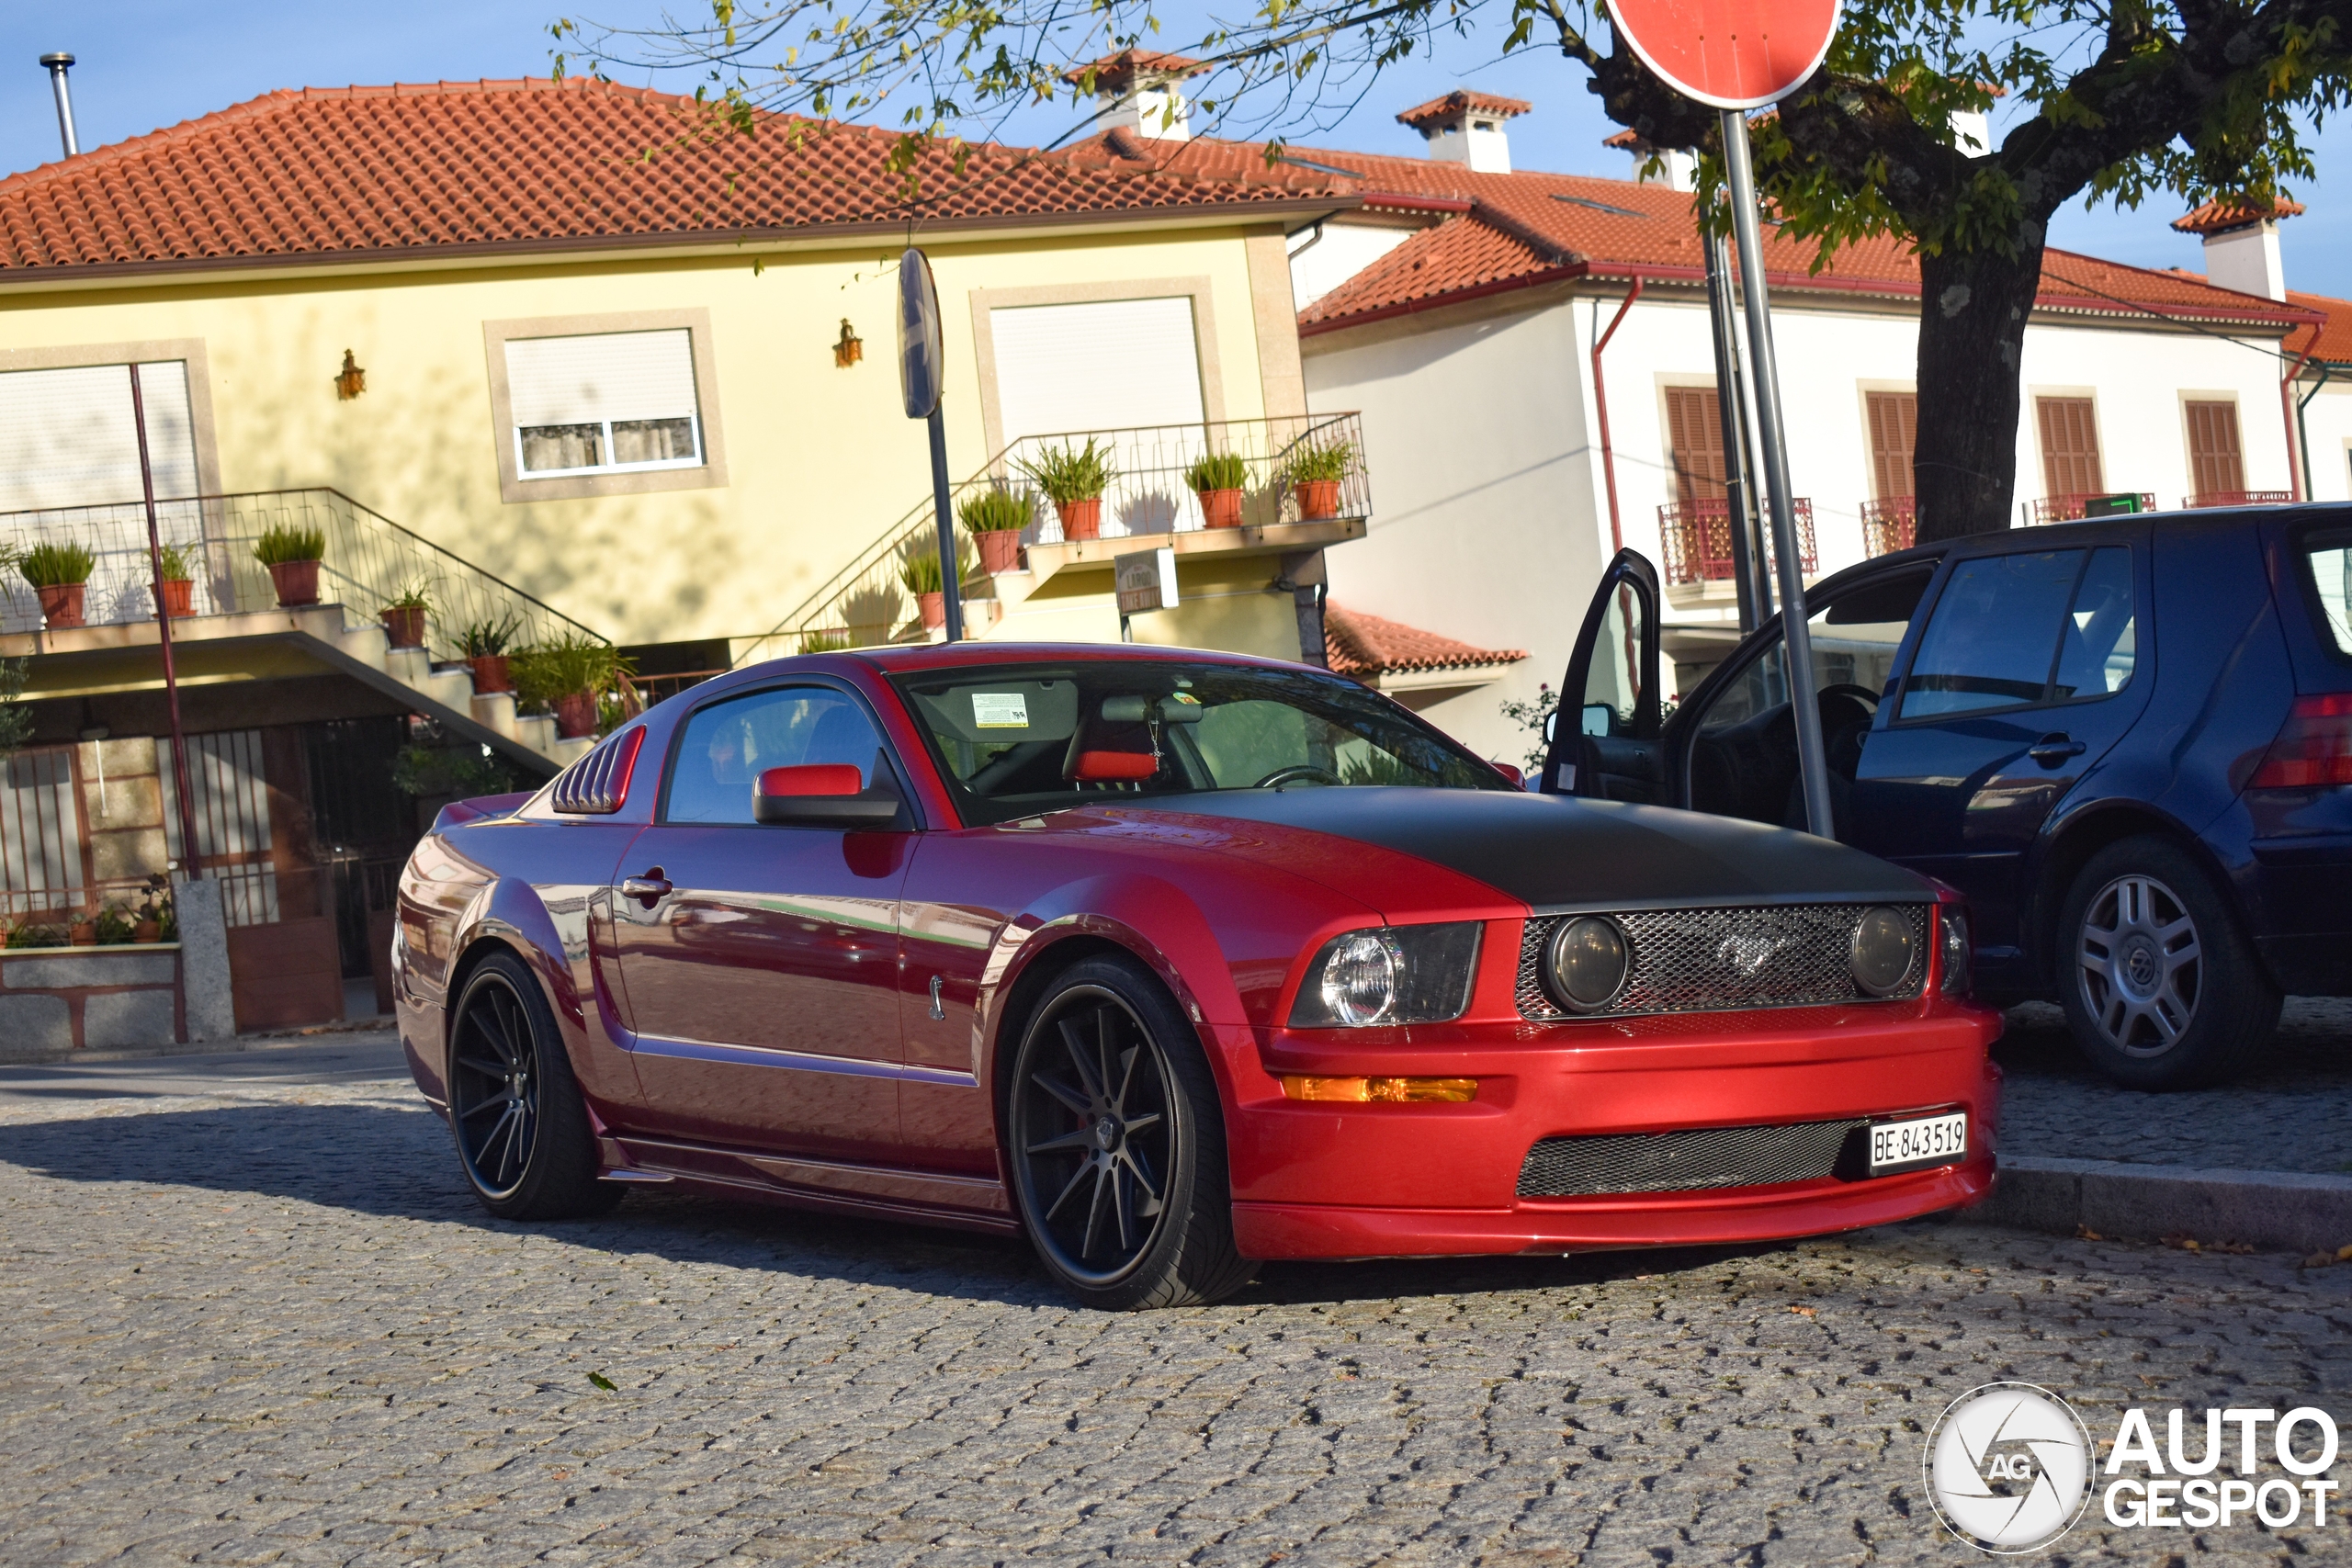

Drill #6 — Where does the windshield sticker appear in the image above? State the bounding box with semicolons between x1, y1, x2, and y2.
971;693;1030;728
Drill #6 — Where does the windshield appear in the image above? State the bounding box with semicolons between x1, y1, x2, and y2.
890;660;1507;826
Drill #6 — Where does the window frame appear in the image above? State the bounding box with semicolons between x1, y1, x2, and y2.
1888;544;2141;728
656;677;918;829
481;310;729;504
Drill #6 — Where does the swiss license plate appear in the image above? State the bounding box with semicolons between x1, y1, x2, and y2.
1870;1111;1968;1175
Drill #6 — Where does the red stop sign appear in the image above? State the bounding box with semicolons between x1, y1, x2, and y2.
1609;0;1840;110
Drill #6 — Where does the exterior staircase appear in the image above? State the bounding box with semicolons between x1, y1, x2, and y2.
0;488;611;773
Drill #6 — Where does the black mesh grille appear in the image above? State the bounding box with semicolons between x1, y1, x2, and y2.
1516;903;1928;1020
1517;1119;1868;1198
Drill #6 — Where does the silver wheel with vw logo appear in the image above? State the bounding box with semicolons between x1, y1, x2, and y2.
2057;836;2278;1089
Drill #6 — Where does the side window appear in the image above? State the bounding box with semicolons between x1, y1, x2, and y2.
1900;551;2085;719
2052;547;2136;699
666;687;884;824
1581;581;1647;737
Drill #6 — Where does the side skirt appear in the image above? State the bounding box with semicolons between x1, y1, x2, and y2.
607;1133;1021;1237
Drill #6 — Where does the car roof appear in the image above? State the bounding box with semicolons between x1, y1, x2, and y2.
847;641;1318;676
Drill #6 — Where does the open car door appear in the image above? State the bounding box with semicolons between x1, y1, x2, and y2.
1543;547;1664;802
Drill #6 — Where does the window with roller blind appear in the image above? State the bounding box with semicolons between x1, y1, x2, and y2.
1865;391;1918;501
1662;385;1727;503
987;296;1207;446
2036;396;2106;500
481;310;726;502
2184;400;2246;500
0;357;202;513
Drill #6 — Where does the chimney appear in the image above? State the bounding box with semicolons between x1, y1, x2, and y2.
1602;130;1694;192
40;52;78;158
1397;91;1531;175
1068;51;1204;143
2172;197;2304;302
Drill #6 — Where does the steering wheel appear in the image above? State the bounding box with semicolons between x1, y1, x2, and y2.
1253;763;1342;789
1814;682;1881;784
1816;682;1880;711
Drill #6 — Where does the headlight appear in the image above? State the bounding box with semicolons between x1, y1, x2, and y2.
1849;906;1919;996
1544;916;1629;1012
1939;906;1972;996
1289;922;1482;1027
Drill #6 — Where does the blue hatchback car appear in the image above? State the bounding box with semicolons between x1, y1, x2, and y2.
1552;508;2352;1088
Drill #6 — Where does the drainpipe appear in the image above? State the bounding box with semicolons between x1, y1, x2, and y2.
2296;360;2334;501
40;53;79;158
2281;344;2317;501
1591;276;1645;552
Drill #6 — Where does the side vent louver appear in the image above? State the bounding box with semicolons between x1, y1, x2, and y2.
551;727;645;815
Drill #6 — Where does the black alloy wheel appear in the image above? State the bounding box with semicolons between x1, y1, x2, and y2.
447;951;618;1220
1007;958;1254;1309
2056;836;2280;1090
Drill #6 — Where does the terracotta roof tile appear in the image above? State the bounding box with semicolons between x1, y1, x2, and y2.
1063;51;1207;88
2173;197;2305;235
1396;91;1532;128
1323;602;1525;678
0;77;1347;275
2286;289;2352;363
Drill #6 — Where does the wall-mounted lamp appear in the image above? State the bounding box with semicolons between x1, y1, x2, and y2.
833;319;864;368
334;349;367;400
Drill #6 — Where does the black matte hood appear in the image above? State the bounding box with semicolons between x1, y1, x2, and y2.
1147;787;1929;910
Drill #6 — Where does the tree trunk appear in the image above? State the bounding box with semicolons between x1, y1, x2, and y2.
1912;238;2047;543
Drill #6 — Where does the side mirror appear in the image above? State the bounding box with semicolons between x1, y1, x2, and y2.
1542;711;1557;745
754;764;902;828
1580;702;1614;738
1490;761;1526;789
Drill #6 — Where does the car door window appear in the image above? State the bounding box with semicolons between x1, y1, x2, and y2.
2296;527;2352;656
1581;579;1648;737
1899;550;2085;719
2052;547;2137;698
665;685;884;823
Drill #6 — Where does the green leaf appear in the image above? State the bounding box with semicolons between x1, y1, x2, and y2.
587;1371;616;1392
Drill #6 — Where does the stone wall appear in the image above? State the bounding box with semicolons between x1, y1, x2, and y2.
0;945;182;1061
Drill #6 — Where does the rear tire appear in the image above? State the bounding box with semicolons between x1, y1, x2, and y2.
1006;956;1255;1310
447;951;620;1220
2057;836;2279;1089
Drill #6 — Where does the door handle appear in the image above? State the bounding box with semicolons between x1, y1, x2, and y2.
2027;735;2087;767
619;871;672;906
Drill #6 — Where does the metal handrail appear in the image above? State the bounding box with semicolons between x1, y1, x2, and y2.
2184;490;2294;509
1860;497;1917;558
1657;496;1816;586
2030;492;2156;524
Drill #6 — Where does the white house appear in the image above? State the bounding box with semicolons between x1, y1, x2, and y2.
1140;95;2325;761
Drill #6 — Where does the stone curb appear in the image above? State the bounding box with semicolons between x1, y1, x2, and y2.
0;1021;398;1068
1982;1155;2352;1255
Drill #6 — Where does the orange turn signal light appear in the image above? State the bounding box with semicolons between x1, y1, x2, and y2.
1279;1075;1477;1104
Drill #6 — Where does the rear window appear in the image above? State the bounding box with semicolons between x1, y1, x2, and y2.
2302;527;2352;658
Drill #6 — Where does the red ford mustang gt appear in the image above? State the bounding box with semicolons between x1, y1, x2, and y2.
394;643;2000;1309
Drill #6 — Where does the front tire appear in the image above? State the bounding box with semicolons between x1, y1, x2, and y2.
447;951;619;1220
1006;957;1254;1310
2057;836;2279;1089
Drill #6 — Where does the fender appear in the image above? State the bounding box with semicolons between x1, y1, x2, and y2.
444;875;641;1111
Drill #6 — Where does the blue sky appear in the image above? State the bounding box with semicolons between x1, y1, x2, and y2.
8;0;2348;298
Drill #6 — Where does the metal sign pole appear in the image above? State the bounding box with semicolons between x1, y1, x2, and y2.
1702;216;1761;634
899;245;963;643
926;408;964;642
1721;108;1835;839
127;364;204;879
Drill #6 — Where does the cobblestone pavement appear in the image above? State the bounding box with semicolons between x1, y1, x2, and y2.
6;1076;2352;1566
1996;998;2352;1175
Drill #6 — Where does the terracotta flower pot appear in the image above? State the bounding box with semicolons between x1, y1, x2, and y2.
469;654;513;694
918;591;947;630
133;920;162;943
553;691;598;739
380;605;427;649
268;558;321;607
1295;479;1342;521
974;530;1023;575
35;582;85;629
69;921;96;947
1197;487;1246;529
1055;497;1102;542
159;579;195;618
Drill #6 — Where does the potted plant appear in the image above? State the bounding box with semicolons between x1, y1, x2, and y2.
379;580;432;649
513;633;630;739
797;630;852;654
957;487;1032;574
134;876;170;942
458;612;521;694
1185;452;1251;530
897;536;974;633
21;540;96;629
1283;439;1355;521
1018;438;1114;542
68;908;97;946
254;523;326;606
95;905;136;945
6;921;61;950
153;541;199;617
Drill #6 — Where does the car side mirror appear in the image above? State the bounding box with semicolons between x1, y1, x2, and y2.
1490;761;1526;789
1542;711;1557;745
1581;703;1613;738
754;764;902;828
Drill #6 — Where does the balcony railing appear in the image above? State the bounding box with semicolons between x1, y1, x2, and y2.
1657;497;1815;586
1860;497;1917;558
738;412;1371;658
2031;492;2155;524
2185;490;2294;509
0;488;603;659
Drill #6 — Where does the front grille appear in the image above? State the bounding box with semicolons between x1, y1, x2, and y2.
1515;902;1928;1021
1517;1119;1868;1198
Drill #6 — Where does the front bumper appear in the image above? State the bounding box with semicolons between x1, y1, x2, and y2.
1218;998;2002;1260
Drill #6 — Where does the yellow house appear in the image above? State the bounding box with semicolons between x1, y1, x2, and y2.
0;70;1366;1036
